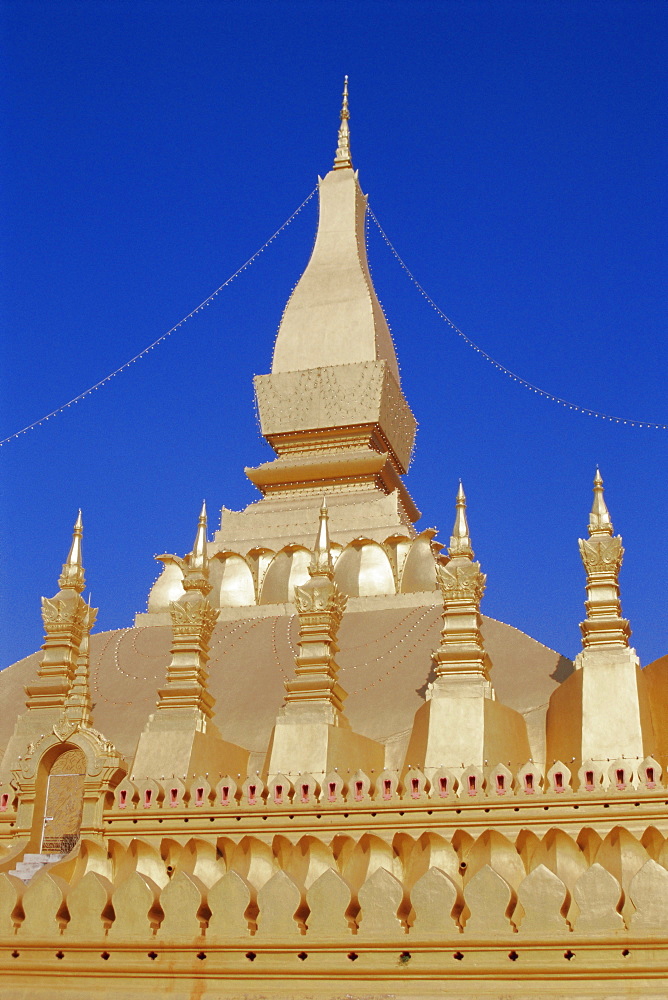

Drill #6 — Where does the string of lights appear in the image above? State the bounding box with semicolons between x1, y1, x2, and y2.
6;180;660;447
367;206;667;431
0;188;317;448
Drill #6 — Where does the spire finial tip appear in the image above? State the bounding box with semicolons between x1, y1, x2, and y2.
311;499;334;577
59;508;85;591
333;75;352;169
589;468;613;534
449;482;473;557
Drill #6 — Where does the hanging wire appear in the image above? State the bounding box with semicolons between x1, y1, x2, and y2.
4;183;663;444
0;188;317;448
367;206;667;431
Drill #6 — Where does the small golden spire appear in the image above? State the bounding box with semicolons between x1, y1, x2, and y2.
333;75;352;170
310;496;335;577
190;501;208;574
58;510;86;593
449;482;474;559
588;468;614;536
578;469;629;649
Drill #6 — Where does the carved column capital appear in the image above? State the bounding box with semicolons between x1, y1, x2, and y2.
169;595;219;645
436;560;486;605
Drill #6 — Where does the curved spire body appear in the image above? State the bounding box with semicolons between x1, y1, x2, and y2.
271;81;400;383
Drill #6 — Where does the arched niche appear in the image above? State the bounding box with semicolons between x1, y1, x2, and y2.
259;547;312;605
210;552;256;607
334;539;395;597
37;745;87;856
399;530;439;593
147;558;185;613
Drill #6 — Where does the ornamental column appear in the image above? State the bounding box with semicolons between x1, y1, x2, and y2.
132;503;249;780
578;469;630;649
63;602;97;728
546;471;654;768
27;511;90;714
404;485;530;777
1;513;98;776
266;500;384;779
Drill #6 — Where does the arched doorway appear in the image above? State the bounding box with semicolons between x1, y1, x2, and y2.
40;747;86;855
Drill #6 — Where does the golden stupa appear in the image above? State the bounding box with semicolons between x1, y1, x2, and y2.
1;80;666;1000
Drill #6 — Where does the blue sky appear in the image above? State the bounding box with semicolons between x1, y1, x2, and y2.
1;0;666;669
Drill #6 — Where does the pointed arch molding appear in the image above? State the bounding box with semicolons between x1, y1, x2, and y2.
10;726;126;854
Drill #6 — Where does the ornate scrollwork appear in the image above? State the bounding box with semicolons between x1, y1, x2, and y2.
86;726;118;757
437;560;486;603
579;535;624;575
53;716;78;743
169;597;218;641
41;593;87;632
294;580;347;618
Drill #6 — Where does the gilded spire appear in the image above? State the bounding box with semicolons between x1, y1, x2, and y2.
191;501;208;573
578;469;629;650
333;75;352;170
434;483;490;681
143;499;219;738
448;482;474;559
285;504;348;719
58;510;86;593
27;510;90;719
64;601;98;728
181;501;211;594
269;72;403;383
310;497;335;578
588;468;613;536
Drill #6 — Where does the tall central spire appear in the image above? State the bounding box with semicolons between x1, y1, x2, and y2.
215;81;420;554
270;76;400;381
333;75;352;169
